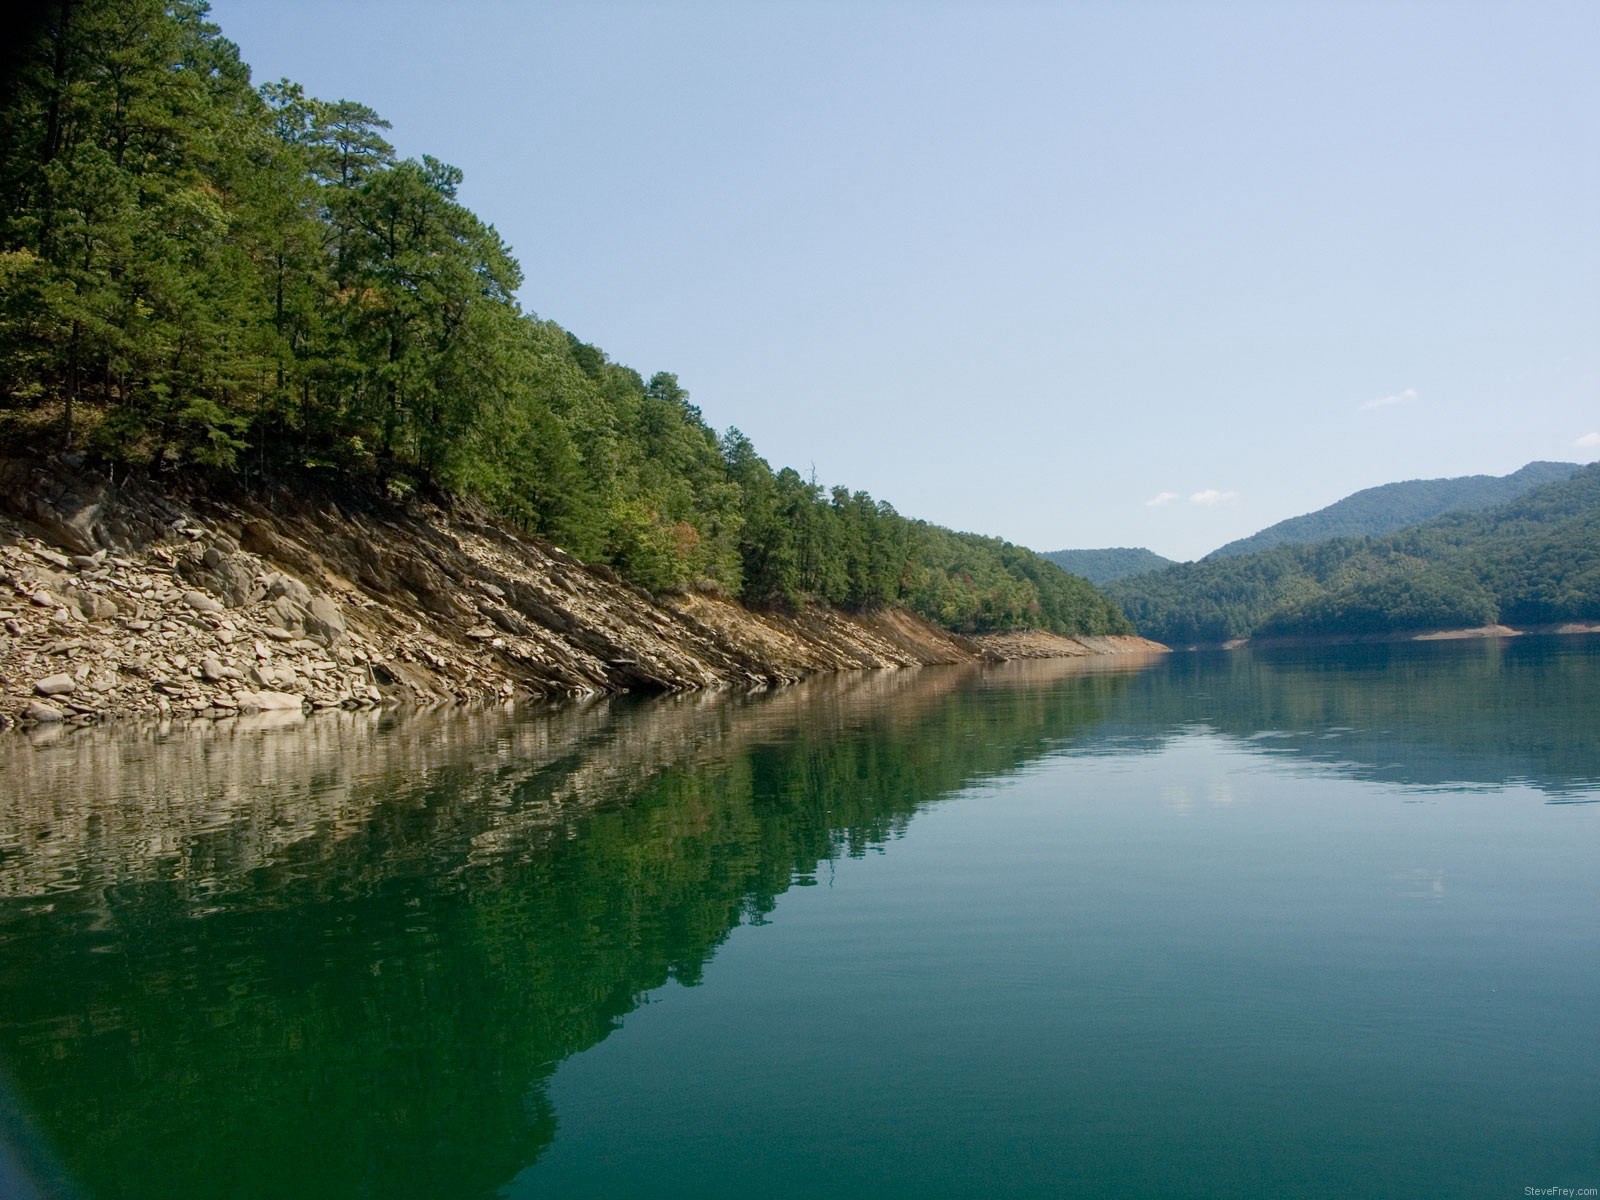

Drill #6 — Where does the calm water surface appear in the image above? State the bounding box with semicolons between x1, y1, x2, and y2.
0;637;1597;1198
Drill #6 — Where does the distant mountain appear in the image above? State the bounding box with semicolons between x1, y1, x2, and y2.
1107;462;1600;646
1043;547;1176;584
1205;461;1582;559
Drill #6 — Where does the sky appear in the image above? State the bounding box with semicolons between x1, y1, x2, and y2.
211;0;1598;561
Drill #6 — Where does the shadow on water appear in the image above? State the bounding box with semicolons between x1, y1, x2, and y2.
0;635;1595;1198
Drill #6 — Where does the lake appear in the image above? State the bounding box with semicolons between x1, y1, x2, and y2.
0;636;1596;1199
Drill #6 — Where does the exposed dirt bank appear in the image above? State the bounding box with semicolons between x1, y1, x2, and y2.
0;458;1163;729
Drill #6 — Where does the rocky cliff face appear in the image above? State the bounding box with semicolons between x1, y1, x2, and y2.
0;458;1163;729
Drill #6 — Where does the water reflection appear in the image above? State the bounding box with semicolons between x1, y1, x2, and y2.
0;657;1154;1200
0;636;1595;1199
1091;635;1600;799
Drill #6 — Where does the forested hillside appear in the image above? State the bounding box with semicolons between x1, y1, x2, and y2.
1043;547;1175;584
0;1;1128;637
1205;461;1579;559
1108;464;1600;645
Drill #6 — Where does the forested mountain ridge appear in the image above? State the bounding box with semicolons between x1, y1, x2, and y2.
1042;547;1175;584
0;0;1129;640
1108;463;1600;646
1205;461;1580;559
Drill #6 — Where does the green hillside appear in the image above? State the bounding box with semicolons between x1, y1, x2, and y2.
0;0;1128;638
1206;461;1580;559
1043;547;1176;584
1108;463;1600;645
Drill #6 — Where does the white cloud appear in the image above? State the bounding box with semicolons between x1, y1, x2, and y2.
1360;386;1417;412
1190;489;1238;507
1576;431;1600;448
1144;491;1180;508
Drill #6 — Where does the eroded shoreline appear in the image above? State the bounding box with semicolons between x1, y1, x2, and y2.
0;459;1163;730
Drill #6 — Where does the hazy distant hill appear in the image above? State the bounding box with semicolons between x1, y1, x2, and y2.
1108;462;1600;645
1206;461;1581;559
1043;548;1176;584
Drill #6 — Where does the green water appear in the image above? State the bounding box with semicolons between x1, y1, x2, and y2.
0;637;1597;1199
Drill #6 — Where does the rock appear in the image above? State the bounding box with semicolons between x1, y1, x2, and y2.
79;595;117;621
200;656;235;683
34;673;76;696
30;591;58;608
26;495;101;555
264;573;312;605
183;590;224;614
191;551;262;607
304;595;346;645
25;700;64;723
235;690;305;713
35;549;71;569
266;594;305;631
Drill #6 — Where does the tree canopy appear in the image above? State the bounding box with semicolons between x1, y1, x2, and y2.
0;0;1130;638
1204;461;1580;560
1108;464;1600;644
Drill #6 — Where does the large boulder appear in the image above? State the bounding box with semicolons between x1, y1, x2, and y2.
303;595;346;645
177;541;263;608
24;700;65;723
235;690;305;713
34;673;76;697
263;572;312;605
183;590;224;615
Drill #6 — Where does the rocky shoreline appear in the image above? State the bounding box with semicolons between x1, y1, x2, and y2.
1203;623;1600;652
0;458;1164;730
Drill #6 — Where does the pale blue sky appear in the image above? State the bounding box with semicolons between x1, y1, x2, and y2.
213;0;1598;560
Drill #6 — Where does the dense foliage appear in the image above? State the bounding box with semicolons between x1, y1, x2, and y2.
0;0;1128;636
1042;546;1175;584
1108;464;1600;644
1205;461;1580;559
